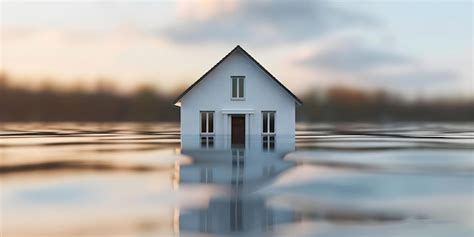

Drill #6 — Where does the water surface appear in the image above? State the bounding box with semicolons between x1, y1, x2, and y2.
1;123;473;237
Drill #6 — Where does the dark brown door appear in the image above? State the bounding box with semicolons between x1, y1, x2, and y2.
231;116;245;145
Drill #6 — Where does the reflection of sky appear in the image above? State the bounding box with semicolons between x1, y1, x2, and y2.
2;123;474;236
13;182;96;205
1;1;472;98
268;171;474;200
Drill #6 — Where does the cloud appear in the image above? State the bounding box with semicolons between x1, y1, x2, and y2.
292;36;457;93
296;39;411;72
161;0;376;44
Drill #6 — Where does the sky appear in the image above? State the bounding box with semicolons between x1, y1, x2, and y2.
1;0;472;99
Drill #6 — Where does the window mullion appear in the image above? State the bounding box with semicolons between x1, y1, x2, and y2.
267;113;270;133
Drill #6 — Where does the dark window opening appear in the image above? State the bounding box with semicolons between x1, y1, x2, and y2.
262;111;275;134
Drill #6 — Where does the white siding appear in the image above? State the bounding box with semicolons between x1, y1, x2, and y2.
180;50;296;136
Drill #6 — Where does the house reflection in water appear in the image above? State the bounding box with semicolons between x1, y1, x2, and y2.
179;135;296;235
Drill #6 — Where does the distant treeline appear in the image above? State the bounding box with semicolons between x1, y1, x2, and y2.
298;88;474;122
1;74;473;122
0;74;179;122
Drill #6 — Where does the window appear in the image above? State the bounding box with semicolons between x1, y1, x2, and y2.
231;76;245;99
200;111;214;134
262;111;275;134
262;135;275;151
200;135;214;148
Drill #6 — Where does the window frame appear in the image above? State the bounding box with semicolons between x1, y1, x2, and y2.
231;76;245;100
262;111;276;135
200;111;214;135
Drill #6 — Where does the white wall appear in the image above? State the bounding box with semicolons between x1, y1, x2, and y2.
180;50;296;136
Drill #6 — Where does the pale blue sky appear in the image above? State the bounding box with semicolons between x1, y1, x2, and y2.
347;1;472;60
1;0;472;98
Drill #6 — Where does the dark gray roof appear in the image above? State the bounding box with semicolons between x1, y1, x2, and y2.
174;45;302;105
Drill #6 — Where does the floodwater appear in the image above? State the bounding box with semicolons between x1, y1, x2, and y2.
1;123;473;237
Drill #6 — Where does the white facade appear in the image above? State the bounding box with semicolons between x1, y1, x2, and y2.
175;46;301;138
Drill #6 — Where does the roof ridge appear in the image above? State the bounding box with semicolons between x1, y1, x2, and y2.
173;45;302;105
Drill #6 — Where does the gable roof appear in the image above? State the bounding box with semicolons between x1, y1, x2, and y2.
173;45;303;106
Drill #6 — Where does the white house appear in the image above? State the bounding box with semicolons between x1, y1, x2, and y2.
174;45;302;145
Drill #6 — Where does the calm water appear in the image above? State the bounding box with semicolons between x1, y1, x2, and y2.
1;123;473;237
